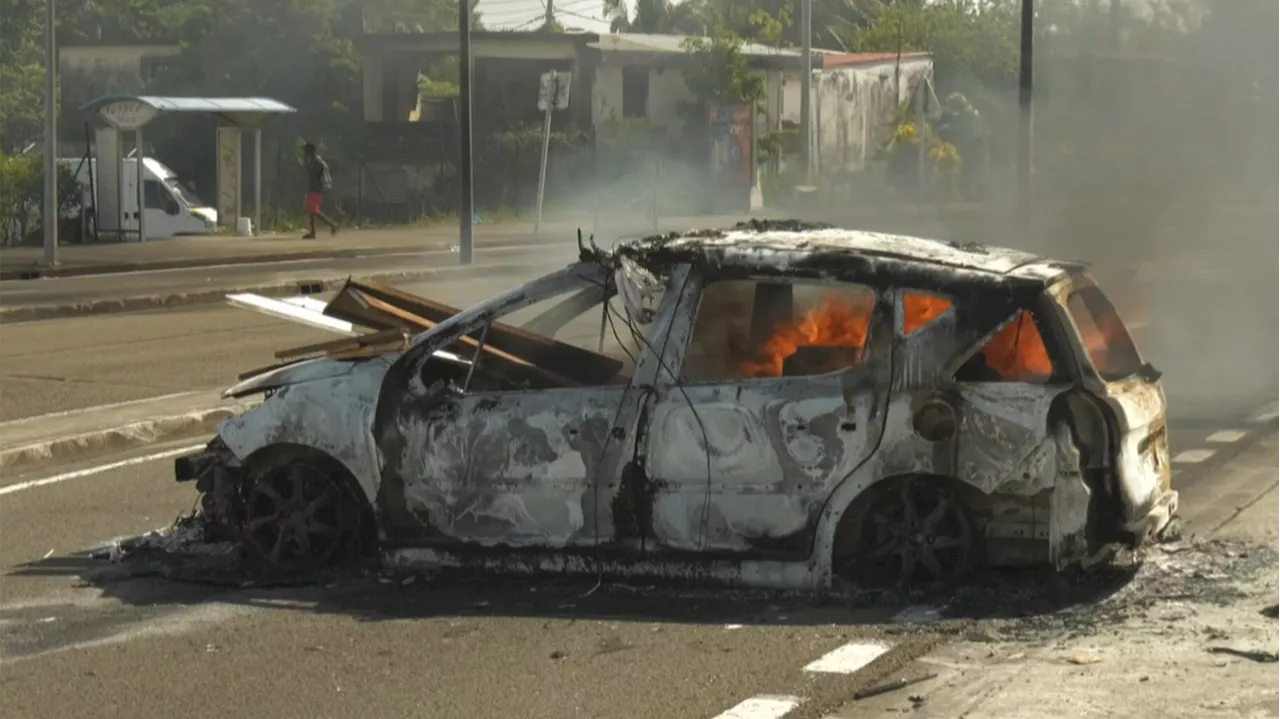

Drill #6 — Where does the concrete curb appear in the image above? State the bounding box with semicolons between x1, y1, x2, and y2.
0;260;553;324
0;402;260;472
0;242;441;281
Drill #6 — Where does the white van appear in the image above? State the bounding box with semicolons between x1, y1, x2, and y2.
61;157;219;240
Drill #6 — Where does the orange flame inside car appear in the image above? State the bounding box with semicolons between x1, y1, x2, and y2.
903;293;952;335
739;291;1053;382
740;294;873;377
980;311;1053;381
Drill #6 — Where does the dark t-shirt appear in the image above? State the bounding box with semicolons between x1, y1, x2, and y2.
305;155;329;193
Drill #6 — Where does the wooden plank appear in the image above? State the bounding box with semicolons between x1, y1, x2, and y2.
355;293;581;387
274;328;408;361
343;279;623;385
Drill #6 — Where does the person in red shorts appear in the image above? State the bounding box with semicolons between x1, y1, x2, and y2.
302;142;338;238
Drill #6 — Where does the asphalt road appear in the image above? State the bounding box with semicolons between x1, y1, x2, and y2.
0;264;568;422
0;239;583;312
0;258;1274;718
0;419;1274;719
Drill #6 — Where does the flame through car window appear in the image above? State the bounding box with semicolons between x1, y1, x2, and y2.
1067;285;1143;382
902;292;1053;384
683;280;876;382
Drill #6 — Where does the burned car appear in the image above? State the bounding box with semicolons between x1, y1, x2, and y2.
176;221;1177;589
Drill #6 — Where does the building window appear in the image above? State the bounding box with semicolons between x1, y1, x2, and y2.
622;66;649;118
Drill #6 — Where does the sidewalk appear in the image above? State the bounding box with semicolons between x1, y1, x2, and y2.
0;390;255;474
0;214;750;281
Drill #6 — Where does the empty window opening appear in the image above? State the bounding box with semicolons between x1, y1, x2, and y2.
622;66;649;118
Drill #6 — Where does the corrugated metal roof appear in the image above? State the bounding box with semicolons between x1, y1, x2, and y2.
589;33;802;58
80;95;296;115
821;51;932;69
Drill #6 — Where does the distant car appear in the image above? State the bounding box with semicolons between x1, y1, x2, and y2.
175;221;1177;590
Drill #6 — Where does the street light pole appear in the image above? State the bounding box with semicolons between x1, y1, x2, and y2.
1015;0;1035;233
799;0;813;179
43;0;59;266
457;0;475;265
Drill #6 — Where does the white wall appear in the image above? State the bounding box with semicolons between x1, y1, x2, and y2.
593;59;783;142
779;57;933;176
591;64;625;127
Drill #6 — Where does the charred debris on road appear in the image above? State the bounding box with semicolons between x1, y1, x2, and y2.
109;219;1182;600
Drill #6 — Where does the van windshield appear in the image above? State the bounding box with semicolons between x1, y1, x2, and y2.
165;177;205;207
1066;285;1143;382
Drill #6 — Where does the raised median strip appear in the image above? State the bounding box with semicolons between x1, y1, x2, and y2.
0;259;559;324
0;391;259;473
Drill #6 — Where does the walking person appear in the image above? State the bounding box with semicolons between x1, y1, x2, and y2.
302;142;338;238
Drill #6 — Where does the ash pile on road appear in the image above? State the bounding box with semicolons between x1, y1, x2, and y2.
936;537;1278;642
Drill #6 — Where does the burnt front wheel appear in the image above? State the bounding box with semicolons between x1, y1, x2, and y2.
243;457;361;572
855;477;978;590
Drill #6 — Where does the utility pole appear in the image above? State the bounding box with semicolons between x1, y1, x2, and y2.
799;0;813;179
1109;0;1121;51
1015;0;1034;234
544;0;554;28
43;0;59;266
457;0;474;265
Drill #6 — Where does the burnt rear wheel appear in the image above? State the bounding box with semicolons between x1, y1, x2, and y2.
847;477;978;590
242;455;363;572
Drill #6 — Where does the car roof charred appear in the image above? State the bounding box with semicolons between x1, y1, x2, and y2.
614;219;1084;294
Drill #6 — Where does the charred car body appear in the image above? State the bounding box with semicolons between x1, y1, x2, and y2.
176;221;1177;589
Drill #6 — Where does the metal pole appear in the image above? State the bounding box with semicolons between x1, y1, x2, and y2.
1016;0;1035;233
457;0;475;265
799;0;813;179
534;71;554;235
136;128;146;242
254;127;262;236
916;78;927;201
42;0;59;265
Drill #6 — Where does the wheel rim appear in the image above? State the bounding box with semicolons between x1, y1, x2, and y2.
244;462;350;569
861;478;976;589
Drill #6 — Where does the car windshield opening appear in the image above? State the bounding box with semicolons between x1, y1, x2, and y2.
1066;285;1143;382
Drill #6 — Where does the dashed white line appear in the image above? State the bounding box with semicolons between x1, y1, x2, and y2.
1173;449;1216;464
1252;404;1279;423
803;641;891;674
711;695;802;719
1206;430;1249;444
0;443;204;497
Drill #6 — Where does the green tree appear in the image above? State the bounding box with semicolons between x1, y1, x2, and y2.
681;31;766;105
0;0;48;152
849;0;1020;92
602;0;704;34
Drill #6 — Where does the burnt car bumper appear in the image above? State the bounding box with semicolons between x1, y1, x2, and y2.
174;440;244;538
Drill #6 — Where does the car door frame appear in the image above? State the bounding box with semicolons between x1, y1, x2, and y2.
372;261;693;553
637;268;896;558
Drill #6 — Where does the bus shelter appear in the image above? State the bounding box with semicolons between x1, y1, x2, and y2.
80;95;296;240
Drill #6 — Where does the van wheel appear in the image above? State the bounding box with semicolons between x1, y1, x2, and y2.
848;476;979;590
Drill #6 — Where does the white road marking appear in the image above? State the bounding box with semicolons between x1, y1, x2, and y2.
711;695;802;719
803;641;891;674
1206;430;1249;444
0;443;205;497
1253;404;1279;422
1173;449;1216;464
